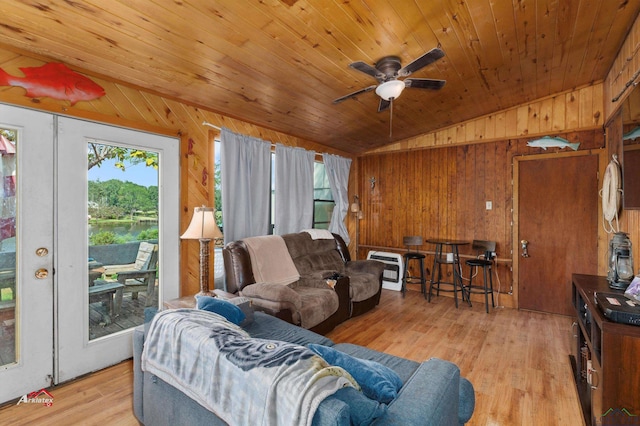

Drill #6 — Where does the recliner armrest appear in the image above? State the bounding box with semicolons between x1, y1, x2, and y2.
239;282;303;309
345;260;385;275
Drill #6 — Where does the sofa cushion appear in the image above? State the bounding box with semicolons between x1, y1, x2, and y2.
245;312;335;346
332;343;420;384
195;295;245;325
308;344;403;404
297;287;339;329
282;233;345;276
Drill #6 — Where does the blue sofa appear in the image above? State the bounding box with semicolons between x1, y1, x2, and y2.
133;310;475;425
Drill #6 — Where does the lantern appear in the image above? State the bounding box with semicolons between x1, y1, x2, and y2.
607;232;634;290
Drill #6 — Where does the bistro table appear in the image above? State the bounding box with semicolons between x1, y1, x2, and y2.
426;238;469;308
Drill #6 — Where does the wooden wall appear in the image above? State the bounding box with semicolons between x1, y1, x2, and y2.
355;82;607;309
0;44;351;296
357;130;604;308
605;14;640;285
604;13;640;121
353;13;640;308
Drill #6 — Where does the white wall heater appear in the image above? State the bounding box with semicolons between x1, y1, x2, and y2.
366;251;404;292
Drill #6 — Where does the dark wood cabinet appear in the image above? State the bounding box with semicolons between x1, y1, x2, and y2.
571;274;640;425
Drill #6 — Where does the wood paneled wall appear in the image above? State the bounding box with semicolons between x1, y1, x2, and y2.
605;14;640;285
354;10;640;306
355;82;608;309
366;84;604;153
357;130;604;308
604;13;640;121
0;45;351;296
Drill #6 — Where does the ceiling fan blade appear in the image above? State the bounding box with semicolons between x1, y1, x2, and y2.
332;85;377;104
350;61;385;81
398;48;445;77
377;98;390;113
404;78;446;90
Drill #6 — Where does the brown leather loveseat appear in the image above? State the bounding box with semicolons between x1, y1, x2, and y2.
223;231;385;334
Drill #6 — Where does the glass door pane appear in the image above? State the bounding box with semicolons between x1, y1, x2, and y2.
0;128;16;367
56;116;179;383
87;142;159;340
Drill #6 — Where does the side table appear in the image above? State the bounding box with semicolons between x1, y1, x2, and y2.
163;295;196;309
163;290;238;309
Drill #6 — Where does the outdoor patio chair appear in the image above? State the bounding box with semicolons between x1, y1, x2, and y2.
102;242;158;306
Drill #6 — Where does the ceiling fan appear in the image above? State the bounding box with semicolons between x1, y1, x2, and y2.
332;47;446;113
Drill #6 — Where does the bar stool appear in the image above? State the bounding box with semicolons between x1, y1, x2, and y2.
464;240;496;313
402;236;426;298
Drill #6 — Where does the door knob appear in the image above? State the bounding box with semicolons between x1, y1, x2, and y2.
521;240;530;258
35;268;49;279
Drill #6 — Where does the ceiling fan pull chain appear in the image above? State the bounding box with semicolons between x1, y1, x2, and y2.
389;98;393;138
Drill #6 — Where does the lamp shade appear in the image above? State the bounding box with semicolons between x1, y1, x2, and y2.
375;80;405;101
181;206;223;240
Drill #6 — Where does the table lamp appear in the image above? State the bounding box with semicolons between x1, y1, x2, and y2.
181;206;223;297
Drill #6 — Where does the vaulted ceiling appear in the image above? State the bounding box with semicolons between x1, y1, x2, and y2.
0;1;638;154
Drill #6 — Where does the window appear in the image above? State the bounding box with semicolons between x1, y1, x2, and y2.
313;161;334;229
214;139;334;231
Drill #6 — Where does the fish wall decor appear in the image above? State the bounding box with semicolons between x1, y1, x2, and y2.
0;62;105;105
526;136;580;151
623;127;640;141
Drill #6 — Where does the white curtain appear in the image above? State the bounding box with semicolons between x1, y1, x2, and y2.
274;144;315;235
323;153;352;244
220;128;271;244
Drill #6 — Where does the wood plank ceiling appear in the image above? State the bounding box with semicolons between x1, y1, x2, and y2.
0;0;637;154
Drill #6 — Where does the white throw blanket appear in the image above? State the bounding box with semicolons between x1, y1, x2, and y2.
303;229;334;240
244;235;300;285
141;309;356;426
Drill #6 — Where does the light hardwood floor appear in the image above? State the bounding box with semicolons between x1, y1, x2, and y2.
0;287;584;425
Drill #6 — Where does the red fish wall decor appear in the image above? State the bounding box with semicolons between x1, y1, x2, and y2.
0;62;105;105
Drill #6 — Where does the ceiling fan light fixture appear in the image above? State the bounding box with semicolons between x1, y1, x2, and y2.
375;80;405;101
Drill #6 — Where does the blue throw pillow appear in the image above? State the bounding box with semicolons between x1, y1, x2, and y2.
225;297;255;327
329;387;387;425
195;296;246;326
308;344;403;404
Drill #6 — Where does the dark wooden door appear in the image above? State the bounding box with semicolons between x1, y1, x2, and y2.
518;154;598;316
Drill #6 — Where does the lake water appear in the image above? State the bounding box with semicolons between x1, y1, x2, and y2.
0;222;158;254
88;222;158;238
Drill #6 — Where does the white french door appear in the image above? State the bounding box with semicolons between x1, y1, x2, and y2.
0;104;180;403
56;116;179;382
0;105;55;403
